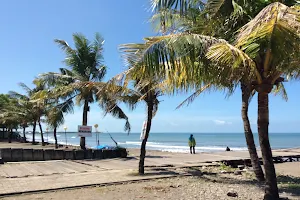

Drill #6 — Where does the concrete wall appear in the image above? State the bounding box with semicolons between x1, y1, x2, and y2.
44;149;54;160
0;148;12;162
74;150;84;160
53;150;64;160
64;150;74;160
33;149;44;161
84;149;93;159
11;149;23;162
22;149;33;161
0;147;127;162
93;149;103;159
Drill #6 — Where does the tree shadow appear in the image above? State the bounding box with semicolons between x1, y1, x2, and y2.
277;175;300;196
146;155;169;158
144;170;180;176
183;168;263;187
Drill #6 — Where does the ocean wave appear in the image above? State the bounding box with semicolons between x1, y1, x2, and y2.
121;140;247;153
120;141;162;145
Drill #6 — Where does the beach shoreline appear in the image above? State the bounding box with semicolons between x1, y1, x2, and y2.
1;140;300;155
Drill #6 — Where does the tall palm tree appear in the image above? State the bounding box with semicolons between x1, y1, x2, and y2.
38;33;130;149
137;82;159;174
150;0;267;181
111;68;161;174
150;0;297;183
120;3;300;199
9;83;42;144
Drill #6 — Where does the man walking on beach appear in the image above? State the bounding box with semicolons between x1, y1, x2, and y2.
188;134;196;154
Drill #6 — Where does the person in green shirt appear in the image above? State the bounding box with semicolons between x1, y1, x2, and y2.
188;134;196;154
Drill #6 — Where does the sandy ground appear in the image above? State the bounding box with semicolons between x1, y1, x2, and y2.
1;163;299;200
1;142;299;199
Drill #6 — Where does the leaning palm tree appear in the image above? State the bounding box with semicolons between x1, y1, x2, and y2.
38;33;130;149
110;68;161;174
150;0;268;181
136;81;160;175
120;3;300;199
150;0;297;183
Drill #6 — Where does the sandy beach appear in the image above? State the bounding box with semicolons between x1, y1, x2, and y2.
0;162;299;200
0;142;299;199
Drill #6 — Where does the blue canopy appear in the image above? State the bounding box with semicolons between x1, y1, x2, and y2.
93;145;116;150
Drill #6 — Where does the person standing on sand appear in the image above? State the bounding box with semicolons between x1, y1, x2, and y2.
188;134;196;154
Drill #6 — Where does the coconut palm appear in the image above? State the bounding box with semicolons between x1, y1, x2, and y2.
45;100;72;148
145;0;266;181
150;0;298;183
38;33;130;149
9;83;43;144
120;3;300;199
110;68;161;174
33;79;75;149
0;97;22;142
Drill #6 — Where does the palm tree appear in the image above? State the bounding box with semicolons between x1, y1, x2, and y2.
38;33;131;149
33;82;48;146
9;83;41;144
120;3;300;199
150;0;297;183
111;68;161;174
150;0;267;181
45;103;69;149
137;83;159;174
0;97;20;142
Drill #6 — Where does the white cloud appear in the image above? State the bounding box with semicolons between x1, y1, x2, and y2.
213;120;232;125
168;121;179;127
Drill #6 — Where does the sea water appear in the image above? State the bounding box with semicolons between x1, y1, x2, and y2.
24;132;300;153
26;132;300;153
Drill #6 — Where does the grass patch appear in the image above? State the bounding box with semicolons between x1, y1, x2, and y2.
284;183;300;190
243;171;256;180
219;163;235;172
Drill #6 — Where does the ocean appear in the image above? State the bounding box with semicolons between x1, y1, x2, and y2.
23;132;300;153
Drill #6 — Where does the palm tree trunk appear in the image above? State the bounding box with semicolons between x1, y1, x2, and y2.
38;119;45;146
54;127;58;149
8;129;12;143
23;126;26;142
257;92;279;200
32;121;36;144
139;100;153;175
241;83;264;182
80;100;89;150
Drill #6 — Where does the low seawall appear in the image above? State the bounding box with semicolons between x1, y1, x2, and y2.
0;148;127;162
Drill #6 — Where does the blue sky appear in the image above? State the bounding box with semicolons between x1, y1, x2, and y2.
0;0;299;133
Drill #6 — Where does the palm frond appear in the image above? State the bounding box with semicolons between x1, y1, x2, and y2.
151;0;205;15
176;83;212;109
206;0;226;15
236;3;300;61
8;91;29;101
120;33;233;92
18;83;32;95
54;39;75;55
273;82;288;101
206;42;261;83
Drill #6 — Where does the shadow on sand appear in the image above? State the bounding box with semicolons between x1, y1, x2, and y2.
277;175;300;197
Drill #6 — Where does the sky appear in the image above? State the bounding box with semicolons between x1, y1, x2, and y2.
0;0;300;133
